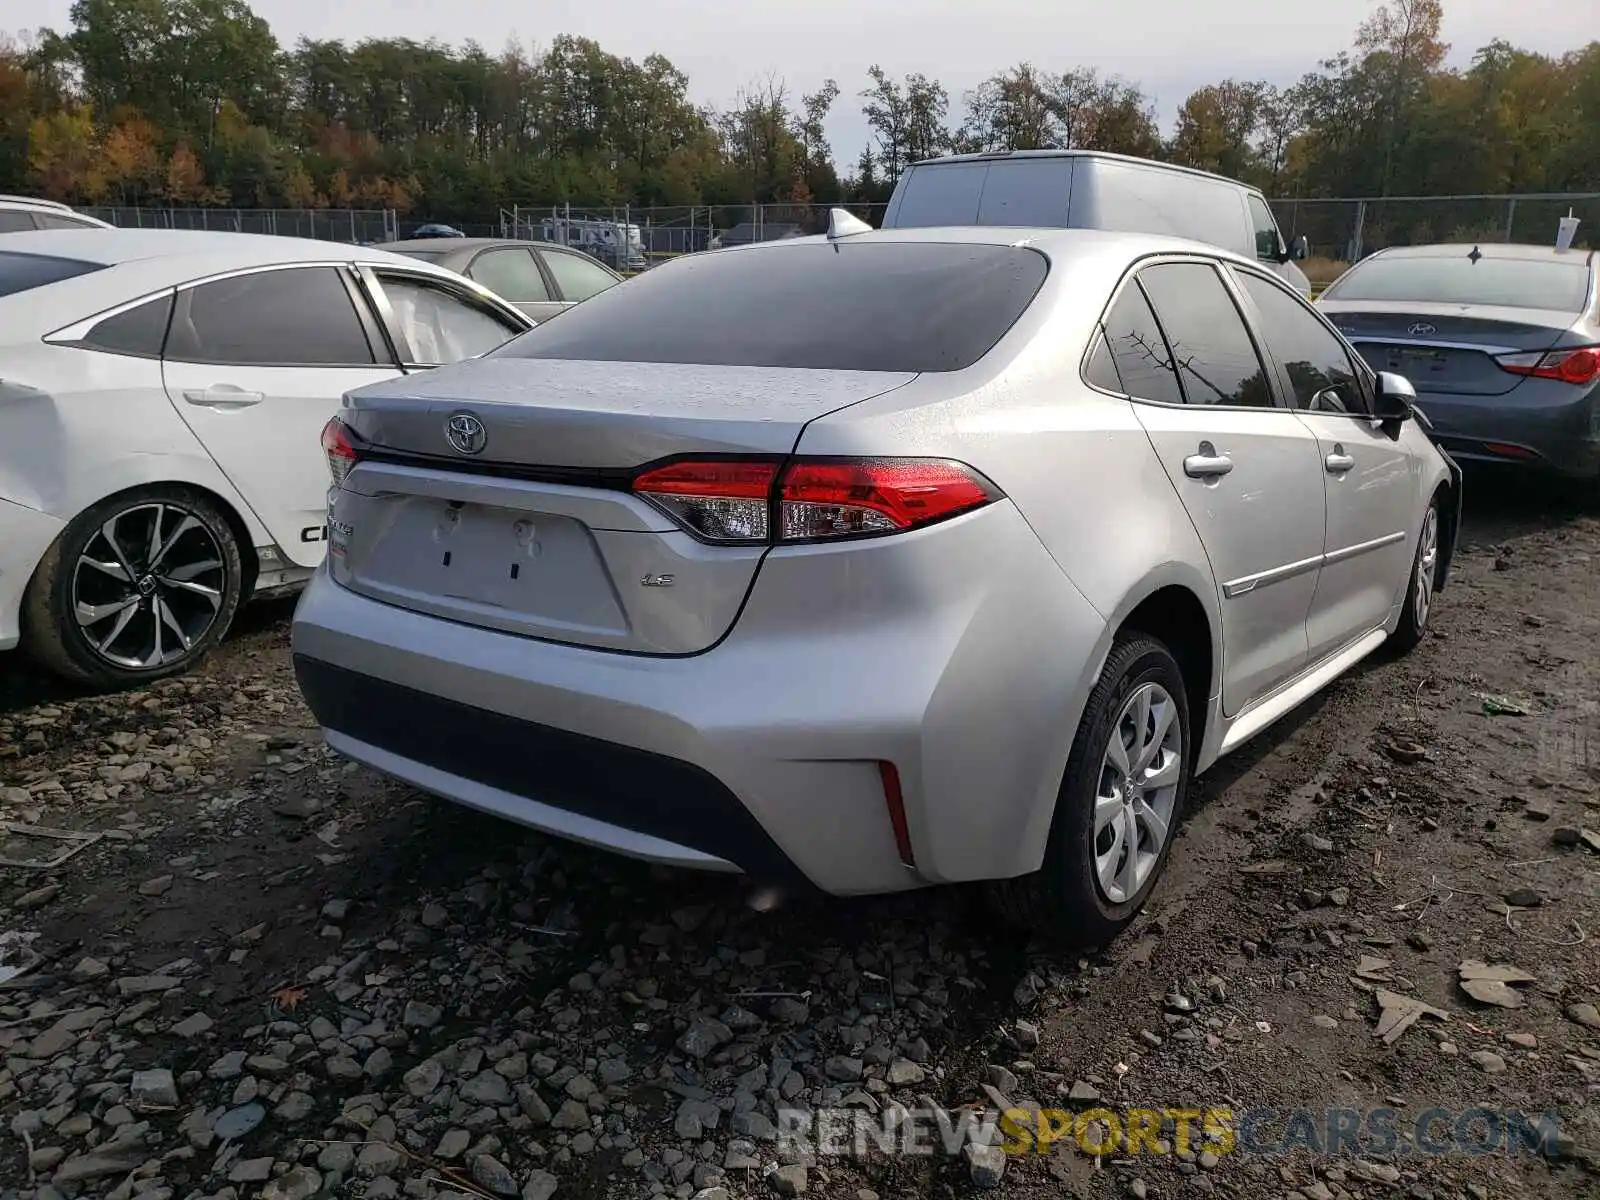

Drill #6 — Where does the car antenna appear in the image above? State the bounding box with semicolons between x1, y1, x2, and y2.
1467;245;1482;263
826;207;873;246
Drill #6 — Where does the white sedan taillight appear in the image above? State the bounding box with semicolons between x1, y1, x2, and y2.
632;457;1002;545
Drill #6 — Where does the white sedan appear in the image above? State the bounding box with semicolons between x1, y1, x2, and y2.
0;229;533;688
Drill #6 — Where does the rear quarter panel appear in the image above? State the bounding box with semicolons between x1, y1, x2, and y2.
794;255;1223;877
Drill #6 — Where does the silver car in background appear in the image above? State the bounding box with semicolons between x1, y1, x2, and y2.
1318;243;1599;477
374;237;624;321
292;215;1459;945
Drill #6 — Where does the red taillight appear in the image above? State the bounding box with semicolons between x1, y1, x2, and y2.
778;459;998;540
632;460;779;543
632;456;1001;544
1494;346;1600;385
321;417;361;485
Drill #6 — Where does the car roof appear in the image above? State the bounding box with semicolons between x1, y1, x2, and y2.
0;227;429;270
378;238;542;253
720;223;1265;271
0;195;78;212
902;149;1264;193
1369;242;1595;267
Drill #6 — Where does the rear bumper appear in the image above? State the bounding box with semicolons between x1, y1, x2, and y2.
1412;385;1600;477
290;501;1109;895
0;498;64;652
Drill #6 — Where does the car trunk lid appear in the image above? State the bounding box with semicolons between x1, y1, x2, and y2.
1319;300;1577;397
327;357;917;654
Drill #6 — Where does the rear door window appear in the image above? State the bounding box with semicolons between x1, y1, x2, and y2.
1091;282;1186;405
376;274;525;365
1137;262;1274;407
166;266;378;366
35;212;100;230
0;210;38;233
496;241;1048;372
469;248;551;302
0;250;105;295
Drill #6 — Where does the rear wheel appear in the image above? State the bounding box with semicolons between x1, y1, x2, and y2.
992;634;1191;948
1388;493;1441;655
23;486;244;689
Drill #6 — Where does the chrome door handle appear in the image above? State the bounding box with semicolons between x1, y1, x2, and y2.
183;386;264;409
1325;448;1356;474
1183;442;1234;479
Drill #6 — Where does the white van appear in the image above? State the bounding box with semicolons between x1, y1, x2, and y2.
882;150;1312;296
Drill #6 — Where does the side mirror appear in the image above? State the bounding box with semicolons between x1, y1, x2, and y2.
1373;371;1415;422
1290;235;1310;262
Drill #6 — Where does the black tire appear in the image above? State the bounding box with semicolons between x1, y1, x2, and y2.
22;485;244;689
991;634;1191;949
1387;491;1442;656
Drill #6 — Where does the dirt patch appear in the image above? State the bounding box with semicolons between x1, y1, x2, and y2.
2;478;1598;1200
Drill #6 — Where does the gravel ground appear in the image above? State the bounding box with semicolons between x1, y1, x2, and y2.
2;479;1599;1200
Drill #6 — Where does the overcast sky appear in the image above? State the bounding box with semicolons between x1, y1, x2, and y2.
21;0;1590;163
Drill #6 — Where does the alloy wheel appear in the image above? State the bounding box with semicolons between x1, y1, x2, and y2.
70;503;226;670
1093;682;1183;904
1415;506;1439;627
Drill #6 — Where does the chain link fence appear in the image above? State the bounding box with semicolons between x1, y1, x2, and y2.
78;206;399;243
73;195;1594;280
1269;193;1598;282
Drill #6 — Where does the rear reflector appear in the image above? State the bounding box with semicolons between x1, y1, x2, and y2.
631;456;1001;544
878;761;915;868
1494;346;1599;385
321;417;361;485
1482;442;1537;459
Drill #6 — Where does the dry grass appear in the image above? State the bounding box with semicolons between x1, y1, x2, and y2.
1302;255;1352;286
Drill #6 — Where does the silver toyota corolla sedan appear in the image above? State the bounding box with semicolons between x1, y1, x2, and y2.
1318;243;1599;477
292;214;1462;945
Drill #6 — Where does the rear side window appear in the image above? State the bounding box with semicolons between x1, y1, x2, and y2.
975;159;1074;227
1322;255;1591;312
496;241;1049;372
0;211;36;233
35;212;99;230
166;266;377;366
1091;282;1186;405
540;249;618;302
1080;161;1251;257
0;250;105;296
1138;262;1273;407
81;294;174;358
888;162;991;227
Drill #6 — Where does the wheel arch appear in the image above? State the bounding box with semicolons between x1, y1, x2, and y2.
29;475;265;603
1095;565;1221;769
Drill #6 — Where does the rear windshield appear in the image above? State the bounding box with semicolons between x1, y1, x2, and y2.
1324;255;1591;312
492;241;1049;372
0;251;105;297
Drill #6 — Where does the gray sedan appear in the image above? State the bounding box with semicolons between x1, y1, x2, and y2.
1318;243;1599;477
374;237;624;321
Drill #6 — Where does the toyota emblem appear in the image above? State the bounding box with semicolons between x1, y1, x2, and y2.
445;412;487;456
1407;322;1436;337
